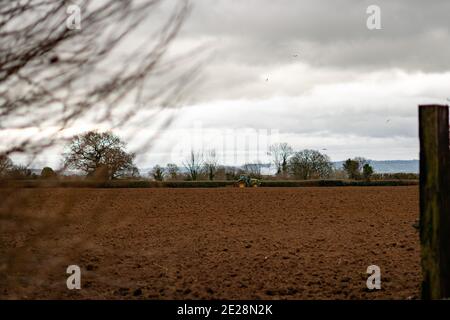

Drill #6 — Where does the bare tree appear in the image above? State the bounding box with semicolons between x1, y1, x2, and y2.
288;149;333;180
203;149;218;181
0;0;197;158
183;150;202;181
0;154;13;177
7;165;32;180
150;165;164;181
123;166;140;179
225;166;244;181
165;163;180;180
243;161;263;179
63;131;136;180
268;143;293;175
0;0;200;298
353;157;370;169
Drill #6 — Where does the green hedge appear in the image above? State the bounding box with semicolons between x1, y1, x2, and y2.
0;180;234;188
0;179;418;188
260;180;418;187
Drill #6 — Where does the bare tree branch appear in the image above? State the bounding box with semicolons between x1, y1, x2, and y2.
0;0;200;161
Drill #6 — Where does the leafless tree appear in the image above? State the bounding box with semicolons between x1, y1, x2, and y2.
63;131;137;180
0;154;13;177
150;165;164;181
7;164;32;179
288;149;333;180
165;163;180;180
0;0;201;298
243;161;263;179
0;0;199;159
353;157;370;169
225;166;245;181
268;143;293;175
203;149;218;181
183;150;202;181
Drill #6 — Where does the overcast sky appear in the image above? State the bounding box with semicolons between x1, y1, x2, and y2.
140;0;450;166
10;0;450;168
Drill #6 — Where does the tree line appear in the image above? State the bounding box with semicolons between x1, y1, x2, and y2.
0;131;378;181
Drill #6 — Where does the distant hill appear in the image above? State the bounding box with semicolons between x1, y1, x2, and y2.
333;160;419;174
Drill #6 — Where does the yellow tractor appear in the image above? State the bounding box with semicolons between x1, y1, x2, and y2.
235;175;261;188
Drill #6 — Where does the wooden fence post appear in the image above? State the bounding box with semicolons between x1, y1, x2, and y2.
419;104;450;299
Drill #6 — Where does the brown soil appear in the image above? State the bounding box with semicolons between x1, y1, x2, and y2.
0;186;420;299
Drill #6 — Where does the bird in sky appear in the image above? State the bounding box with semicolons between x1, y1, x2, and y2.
292;54;299;57
49;55;59;64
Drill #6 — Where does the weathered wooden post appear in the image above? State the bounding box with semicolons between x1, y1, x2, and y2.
419;104;450;299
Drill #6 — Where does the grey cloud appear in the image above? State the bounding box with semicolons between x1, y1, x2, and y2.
145;0;450;105
129;0;449;160
172;0;450;70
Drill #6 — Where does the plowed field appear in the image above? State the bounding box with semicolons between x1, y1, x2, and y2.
0;186;420;299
